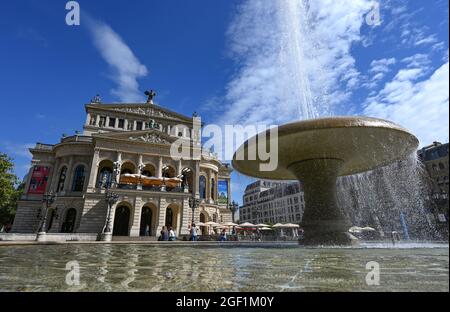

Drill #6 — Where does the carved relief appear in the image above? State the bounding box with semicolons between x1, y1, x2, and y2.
113;107;171;119
129;133;171;145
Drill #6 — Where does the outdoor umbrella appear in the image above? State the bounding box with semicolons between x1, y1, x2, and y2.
224;222;238;227
196;222;206;227
255;223;270;227
349;226;376;233
272;223;285;228
284;223;300;228
259;227;273;231
239;222;256;227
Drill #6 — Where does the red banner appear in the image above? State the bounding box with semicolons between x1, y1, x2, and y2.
28;166;50;194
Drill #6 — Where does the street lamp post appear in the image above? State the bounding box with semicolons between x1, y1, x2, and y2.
188;196;200;226
228;200;238;223
99;179;119;242
36;191;56;242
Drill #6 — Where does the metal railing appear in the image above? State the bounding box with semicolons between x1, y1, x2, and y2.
60;135;93;144
117;184;186;193
33;143;54;151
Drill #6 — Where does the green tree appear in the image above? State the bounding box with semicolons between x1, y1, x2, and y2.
0;152;23;227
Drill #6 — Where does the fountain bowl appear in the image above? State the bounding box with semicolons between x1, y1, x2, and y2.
232;116;419;246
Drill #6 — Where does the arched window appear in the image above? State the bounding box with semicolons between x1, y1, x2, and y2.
99;167;113;187
72;165;85;192
199;176;206;199
57;166;67;192
211;178;215;200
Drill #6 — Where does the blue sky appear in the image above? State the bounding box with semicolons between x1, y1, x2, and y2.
0;0;448;205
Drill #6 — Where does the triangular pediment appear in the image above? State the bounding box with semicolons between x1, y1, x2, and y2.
93;129;178;145
86;103;192;123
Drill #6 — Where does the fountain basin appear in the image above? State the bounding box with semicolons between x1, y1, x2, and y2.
232;116;419;245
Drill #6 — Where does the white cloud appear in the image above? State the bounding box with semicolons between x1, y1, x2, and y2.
401;53;430;68
219;0;374;127
414;34;438;46
86;18;148;102
369;58;397;74
363;62;449;146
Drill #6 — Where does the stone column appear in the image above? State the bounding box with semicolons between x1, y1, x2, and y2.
180;197;191;235
87;149;100;191
176;205;182;236
124;119;129;131
177;159;183;176
194;161;200;198
105;116;110;128
157;157;163;178
206;170;212;203
114;118;119;129
156;198;167;234
289;159;357;246
85;113;91;127
95;115;100;127
129;197;142;237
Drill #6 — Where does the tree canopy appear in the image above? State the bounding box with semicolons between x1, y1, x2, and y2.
0;152;23;226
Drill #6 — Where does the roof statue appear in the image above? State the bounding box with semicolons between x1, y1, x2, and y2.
91;94;102;104
144;89;157;104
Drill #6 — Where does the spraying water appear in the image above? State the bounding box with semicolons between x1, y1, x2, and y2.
229;0;440;240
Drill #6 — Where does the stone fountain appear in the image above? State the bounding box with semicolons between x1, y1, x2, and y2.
232;116;419;245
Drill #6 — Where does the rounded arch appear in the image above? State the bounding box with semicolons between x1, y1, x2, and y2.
142;163;156;177
162;165;176;178
140;203;157;236
61;208;77;233
121;161;136;175
113;202;133;236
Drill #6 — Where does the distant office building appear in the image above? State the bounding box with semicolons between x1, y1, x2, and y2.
418;142;449;235
239;180;305;224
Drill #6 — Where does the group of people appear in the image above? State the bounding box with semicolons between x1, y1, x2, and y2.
158;226;177;241
158;224;233;242
188;223;229;242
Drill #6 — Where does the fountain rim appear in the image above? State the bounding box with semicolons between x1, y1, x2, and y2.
231;116;419;179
